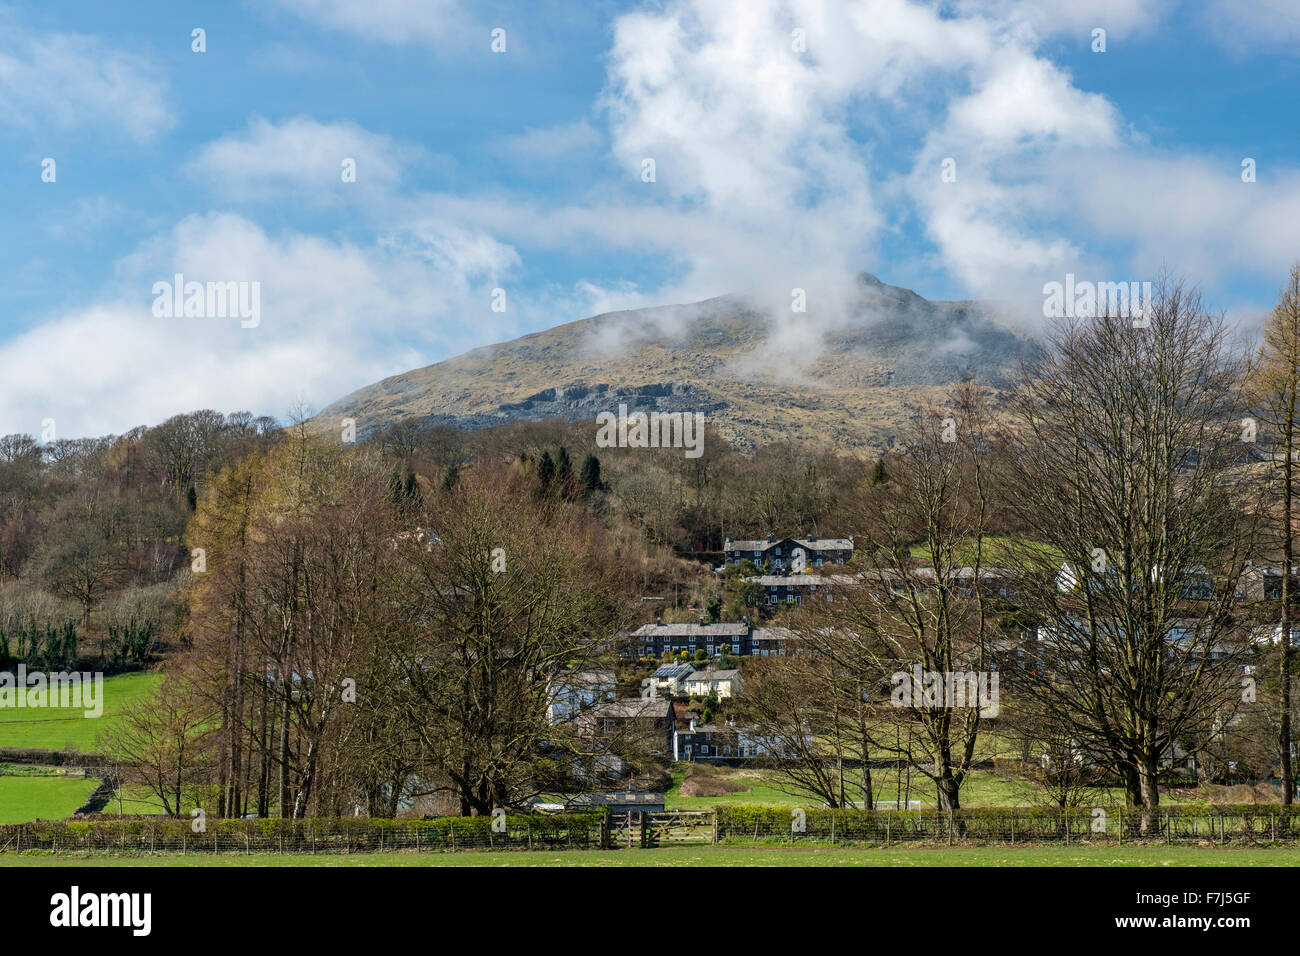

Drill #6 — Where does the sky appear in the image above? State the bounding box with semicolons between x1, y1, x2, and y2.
2;0;1299;438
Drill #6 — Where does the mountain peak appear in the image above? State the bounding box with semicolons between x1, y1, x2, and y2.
319;276;1032;452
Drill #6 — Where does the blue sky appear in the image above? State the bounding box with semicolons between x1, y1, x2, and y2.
2;0;1299;437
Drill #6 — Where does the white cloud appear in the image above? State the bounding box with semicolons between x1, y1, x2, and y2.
596;0;1300;319
10;0;1300;439
270;0;475;50
501;119;602;160
1199;0;1300;55
1061;153;1300;283
597;0;1132;323
955;0;1171;41
0;21;173;142
186;116;424;200
0;213;522;437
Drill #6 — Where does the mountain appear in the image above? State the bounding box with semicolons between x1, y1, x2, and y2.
317;273;1036;452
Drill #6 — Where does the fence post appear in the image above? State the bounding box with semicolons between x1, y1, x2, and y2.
639;812;649;849
711;810;718;845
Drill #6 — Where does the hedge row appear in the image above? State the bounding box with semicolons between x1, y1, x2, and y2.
714;804;1300;844
0;812;606;853
6;804;1300;854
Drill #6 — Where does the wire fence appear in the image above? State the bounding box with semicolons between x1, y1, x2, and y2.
4;805;1300;855
714;805;1300;846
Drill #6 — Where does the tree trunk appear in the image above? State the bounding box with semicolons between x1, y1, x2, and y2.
937;771;960;811
1137;754;1161;834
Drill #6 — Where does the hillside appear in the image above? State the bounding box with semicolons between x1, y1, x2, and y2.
318;274;1036;452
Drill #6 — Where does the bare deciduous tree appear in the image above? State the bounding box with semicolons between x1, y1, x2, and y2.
1001;278;1259;827
1244;261;1300;804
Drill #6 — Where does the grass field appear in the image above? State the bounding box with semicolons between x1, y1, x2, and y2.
0;671;161;751
109;784;214;816
3;845;1297;866
0;776;98;825
907;535;1063;565
665;764;1187;810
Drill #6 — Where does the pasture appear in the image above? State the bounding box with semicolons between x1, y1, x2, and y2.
0;671;161;751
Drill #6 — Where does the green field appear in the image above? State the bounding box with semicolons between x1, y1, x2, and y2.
0;776;98;825
3;845;1297;866
109;784;215;816
0;671;161;751
665;764;1181;810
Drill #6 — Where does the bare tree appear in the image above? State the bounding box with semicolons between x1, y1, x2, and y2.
738;651;875;808
798;383;999;811
1001;278;1259;828
388;465;631;815
103;674;216;817
1244;261;1300;804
